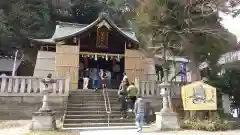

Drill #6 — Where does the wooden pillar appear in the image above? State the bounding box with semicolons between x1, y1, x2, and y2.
55;44;79;90
124;49;145;82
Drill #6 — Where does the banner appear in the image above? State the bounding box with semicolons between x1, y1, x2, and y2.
181;81;217;110
179;62;186;82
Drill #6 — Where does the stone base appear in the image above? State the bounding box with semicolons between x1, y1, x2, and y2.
151;111;180;131
30;111;56;131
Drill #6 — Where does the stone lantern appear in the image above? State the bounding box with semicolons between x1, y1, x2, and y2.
152;68;180;131
30;73;57;131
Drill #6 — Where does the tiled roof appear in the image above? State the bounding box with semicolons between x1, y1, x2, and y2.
30;13;139;44
0;59;21;72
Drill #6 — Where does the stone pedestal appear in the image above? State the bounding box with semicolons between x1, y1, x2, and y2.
30;111;56;131
153;111;180;131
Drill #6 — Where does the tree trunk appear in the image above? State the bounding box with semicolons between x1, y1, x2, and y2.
184;43;202;119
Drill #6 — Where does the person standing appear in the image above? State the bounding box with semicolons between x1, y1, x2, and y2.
118;80;128;119
106;70;111;88
127;82;138;112
83;69;90;89
100;69;108;89
92;68;99;91
134;96;146;132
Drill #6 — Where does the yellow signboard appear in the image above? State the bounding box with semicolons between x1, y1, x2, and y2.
181;81;217;110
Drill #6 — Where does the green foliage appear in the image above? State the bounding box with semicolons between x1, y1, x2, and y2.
205;68;240;107
133;0;234;81
182;117;238;131
0;0;53;54
105;0;138;27
134;0;229;58
70;0;105;24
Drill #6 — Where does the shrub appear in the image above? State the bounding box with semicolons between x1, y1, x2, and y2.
182;117;238;131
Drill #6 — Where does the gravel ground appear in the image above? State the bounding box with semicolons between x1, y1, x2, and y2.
0;120;31;135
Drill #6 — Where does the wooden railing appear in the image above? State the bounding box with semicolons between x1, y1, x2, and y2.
0;74;70;96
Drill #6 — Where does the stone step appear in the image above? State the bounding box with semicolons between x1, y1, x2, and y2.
70;89;119;92
67;99;119;103
65;111;120;115
67;103;121;108
69;94;118;98
64;118;135;124
67;101;119;105
64;114;135;119
67;101;120;105
66;106;120;111
69;92;118;96
69;91;118;96
68;96;104;100
63;122;136;128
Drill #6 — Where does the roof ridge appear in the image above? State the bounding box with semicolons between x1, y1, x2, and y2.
56;21;88;27
120;28;133;31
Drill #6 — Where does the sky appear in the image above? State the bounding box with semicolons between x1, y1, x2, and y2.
220;9;240;42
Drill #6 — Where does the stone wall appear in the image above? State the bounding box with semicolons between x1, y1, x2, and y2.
144;97;184;117
0;96;67;120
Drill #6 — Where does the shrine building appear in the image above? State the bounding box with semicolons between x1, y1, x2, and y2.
30;13;146;89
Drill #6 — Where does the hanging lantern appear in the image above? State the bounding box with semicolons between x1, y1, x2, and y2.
84;56;88;68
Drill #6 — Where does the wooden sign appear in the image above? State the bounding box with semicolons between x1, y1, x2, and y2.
96;26;109;49
181;81;217;110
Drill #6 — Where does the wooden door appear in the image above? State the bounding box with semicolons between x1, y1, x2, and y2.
55;45;79;89
125;49;145;82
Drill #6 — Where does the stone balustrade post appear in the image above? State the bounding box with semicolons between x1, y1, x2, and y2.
7;77;13;93
13;78;20;93
0;74;7;93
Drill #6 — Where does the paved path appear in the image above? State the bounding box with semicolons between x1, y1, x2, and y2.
80;129;240;135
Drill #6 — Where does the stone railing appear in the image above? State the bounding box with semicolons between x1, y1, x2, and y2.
136;79;160;97
135;78;181;98
0;75;70;96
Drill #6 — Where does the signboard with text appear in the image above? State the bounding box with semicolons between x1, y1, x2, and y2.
181;81;217;110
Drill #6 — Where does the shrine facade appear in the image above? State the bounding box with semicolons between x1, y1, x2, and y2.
30;13;145;89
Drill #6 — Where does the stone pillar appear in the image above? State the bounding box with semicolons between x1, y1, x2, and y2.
31;74;57;131
152;69;180;131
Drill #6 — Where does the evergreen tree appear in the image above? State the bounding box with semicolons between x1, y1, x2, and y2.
0;0;53;60
134;0;233;81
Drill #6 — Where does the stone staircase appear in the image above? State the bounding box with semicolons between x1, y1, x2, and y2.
62;89;136;129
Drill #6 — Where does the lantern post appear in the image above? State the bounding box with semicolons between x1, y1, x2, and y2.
31;74;57;131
